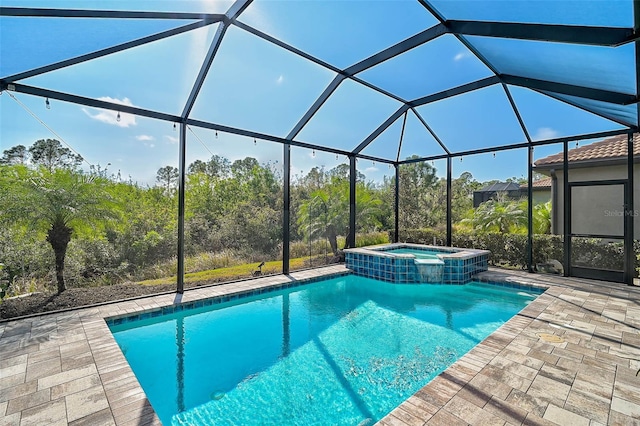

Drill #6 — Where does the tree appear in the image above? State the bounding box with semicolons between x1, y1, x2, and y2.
298;166;326;191
28;139;83;171
0;145;28;165
327;163;365;182
156;166;179;192
4;167;117;292
533;201;552;234
230;157;260;181
397;159;440;229
188;155;230;178
451;171;482;222
461;199;526;234
297;178;381;254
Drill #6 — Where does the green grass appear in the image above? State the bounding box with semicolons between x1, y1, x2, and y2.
137;256;318;286
137;231;390;287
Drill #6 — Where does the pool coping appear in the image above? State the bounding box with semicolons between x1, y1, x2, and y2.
345;242;491;261
1;265;640;425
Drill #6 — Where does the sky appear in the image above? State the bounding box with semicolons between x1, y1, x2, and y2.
0;0;636;186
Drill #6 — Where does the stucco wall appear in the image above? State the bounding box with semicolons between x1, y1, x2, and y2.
531;190;551;206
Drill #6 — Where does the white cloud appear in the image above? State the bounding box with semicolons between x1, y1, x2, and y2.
454;52;469;61
165;135;179;144
82;97;137;128
365;166;379;173
534;127;559;140
136;134;154;141
276;74;284;85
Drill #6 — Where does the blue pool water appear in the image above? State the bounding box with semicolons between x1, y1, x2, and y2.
109;275;538;425
384;248;445;259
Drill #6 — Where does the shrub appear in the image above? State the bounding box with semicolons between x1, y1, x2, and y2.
395;228;637;273
289;239;333;259
355;231;389;247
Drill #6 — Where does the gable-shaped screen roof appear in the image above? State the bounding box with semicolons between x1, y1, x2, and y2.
1;0;638;164
476;181;521;193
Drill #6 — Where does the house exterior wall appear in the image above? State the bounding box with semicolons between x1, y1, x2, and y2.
531;189;551;206
547;164;640;239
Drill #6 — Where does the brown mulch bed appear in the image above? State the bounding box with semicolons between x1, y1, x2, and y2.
0;283;178;321
0;263;333;321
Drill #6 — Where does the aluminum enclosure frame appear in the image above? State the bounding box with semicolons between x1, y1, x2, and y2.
1;0;639;290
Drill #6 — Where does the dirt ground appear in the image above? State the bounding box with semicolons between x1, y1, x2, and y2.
0;263;333;321
0;282;179;321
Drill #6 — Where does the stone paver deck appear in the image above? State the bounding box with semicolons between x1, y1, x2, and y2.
1;265;640;425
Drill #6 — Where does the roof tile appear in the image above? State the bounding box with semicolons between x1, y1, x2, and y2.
520;177;552;189
534;133;640;167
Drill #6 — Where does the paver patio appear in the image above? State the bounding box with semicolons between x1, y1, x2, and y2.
1;265;639;426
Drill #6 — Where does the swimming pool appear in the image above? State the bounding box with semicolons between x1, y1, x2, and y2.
109;274;540;425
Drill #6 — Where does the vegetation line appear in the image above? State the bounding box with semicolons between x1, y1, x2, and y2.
2;138;554;303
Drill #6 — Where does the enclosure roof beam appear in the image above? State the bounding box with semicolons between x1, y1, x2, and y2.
0;81;400;164
447;20;636;47
410;108;451;155
344;23;448;75
342;20;632;78
409;74;637;109
357;152;396;165
502;74;638;105
187;118;395;164
0;7;224;20
352;105;410;154
232;21;342;74
3;82;181;122
399;128;636;164
181;0;252;119
1;18;222;82
231;21;409;104
502;84;532;143
409;76;500;107
225;0;253;21
186;119;343;154
417;0;503;78
181;21;228;119
286;75;346;140
349;76;409;104
537;89;638;128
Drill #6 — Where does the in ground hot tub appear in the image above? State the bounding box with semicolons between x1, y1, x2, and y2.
344;243;489;284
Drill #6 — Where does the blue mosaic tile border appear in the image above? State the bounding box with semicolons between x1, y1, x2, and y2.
105;271;546;327
474;278;547;295
443;254;489;284
105;271;351;326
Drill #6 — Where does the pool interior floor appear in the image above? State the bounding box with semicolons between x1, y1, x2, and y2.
1;265;639;426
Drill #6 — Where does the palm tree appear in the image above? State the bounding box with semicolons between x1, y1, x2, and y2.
6;167;117;293
297;179;382;254
533;201;552;234
463;199;527;234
